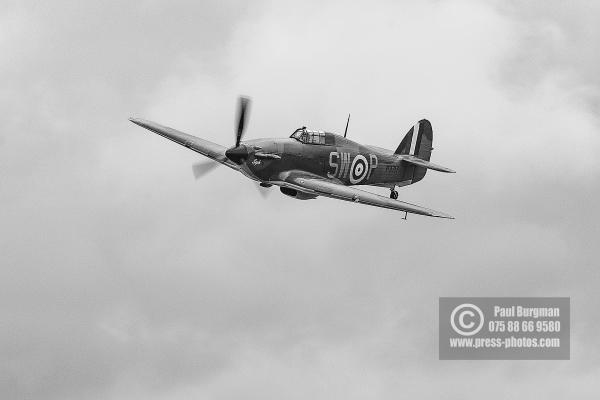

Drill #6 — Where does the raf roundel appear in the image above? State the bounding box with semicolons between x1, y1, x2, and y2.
350;154;369;184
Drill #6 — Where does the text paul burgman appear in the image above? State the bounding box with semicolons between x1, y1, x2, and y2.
494;306;560;319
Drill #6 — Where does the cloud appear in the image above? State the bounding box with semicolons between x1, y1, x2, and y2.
1;0;599;399
497;1;600;112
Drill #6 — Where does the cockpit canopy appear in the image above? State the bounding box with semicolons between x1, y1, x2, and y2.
290;127;326;145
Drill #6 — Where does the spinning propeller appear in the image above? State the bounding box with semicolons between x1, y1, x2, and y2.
192;96;251;180
224;96;251;164
191;161;220;179
190;96;269;196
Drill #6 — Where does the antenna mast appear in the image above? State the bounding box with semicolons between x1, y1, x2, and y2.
344;113;350;138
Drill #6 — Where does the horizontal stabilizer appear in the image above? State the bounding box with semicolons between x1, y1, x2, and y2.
399;155;455;173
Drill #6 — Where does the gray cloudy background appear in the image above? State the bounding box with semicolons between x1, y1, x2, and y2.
1;0;599;398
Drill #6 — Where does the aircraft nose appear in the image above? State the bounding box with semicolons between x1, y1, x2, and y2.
225;145;249;164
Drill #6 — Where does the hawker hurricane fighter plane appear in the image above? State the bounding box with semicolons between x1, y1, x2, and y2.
129;97;455;218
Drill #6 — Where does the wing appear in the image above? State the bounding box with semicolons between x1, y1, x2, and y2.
272;172;453;218
129;118;238;170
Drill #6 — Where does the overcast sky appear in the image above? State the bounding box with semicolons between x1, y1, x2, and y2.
1;0;599;399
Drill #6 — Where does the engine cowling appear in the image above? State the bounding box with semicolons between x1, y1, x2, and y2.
280;187;318;200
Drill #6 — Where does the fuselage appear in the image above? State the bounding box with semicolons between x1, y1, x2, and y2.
239;131;426;187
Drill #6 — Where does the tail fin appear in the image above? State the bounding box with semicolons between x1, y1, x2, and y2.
395;119;433;161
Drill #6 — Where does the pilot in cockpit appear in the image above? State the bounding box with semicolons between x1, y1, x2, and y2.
290;127;325;145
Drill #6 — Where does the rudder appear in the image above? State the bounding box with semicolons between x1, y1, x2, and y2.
394;119;433;161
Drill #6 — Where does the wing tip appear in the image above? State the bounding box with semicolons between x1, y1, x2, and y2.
128;118;158;132
129;117;143;126
431;212;454;219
